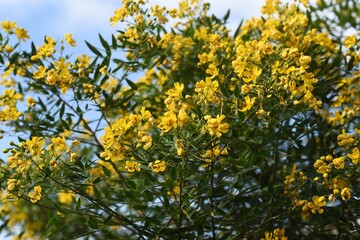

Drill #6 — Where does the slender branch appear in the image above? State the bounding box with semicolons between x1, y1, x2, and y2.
210;154;216;240
54;91;103;149
178;155;186;240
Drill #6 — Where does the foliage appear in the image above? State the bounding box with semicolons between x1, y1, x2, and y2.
0;0;359;239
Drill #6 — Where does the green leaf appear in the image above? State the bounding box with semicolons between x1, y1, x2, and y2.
171;166;178;181
17;82;23;95
31;41;37;55
223;9;230;22
126;79;138;90
233;19;244;38
102;165;112;177
88;217;99;229
99;33;111;54
85;41;103;57
53;203;69;214
126;191;142;204
38;97;47;111
59;102;65;118
218;83;231;98
92;177;101;184
76;198;82;211
127;180;137;189
46;215;58;230
46;114;55;121
111;34;118;49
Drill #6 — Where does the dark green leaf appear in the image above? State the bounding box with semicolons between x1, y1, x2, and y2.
102;165;111;177
85;41;103;57
88;217;99;229
223;9;230;22
76;198;81;211
233;19;244;38
59;102;65;118
99;33;111;54
38;97;47;111
53;203;69;214
46;215;58;230
111;34;118;49
126;79;138;90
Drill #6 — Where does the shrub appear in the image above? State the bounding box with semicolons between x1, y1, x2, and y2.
0;0;359;239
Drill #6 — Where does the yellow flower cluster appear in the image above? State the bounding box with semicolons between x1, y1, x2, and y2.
148;160;166;173
261;228;287;240
158;82;189;134
0;88;23;121
1;20;30;42
200;142;228;168
4;135;82;206
100;107;153;173
285;127;359;219
28;186;42;203
203;115;229;138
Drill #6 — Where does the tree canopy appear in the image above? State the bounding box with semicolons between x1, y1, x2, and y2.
0;0;359;239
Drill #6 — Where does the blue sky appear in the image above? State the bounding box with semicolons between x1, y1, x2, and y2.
0;0;264;56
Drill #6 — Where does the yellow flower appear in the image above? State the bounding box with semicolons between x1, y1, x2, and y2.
71;139;81;147
337;129;356;148
151;4;168;24
64;33;77;47
0;106;22;121
6;179;17;191
33;66;47;80
195;78;219;103
15;27;30;42
25;136;44;156
158;111;177;133
239;96;256;112
343;35;357;48
261;228;288;240
347;147;359;165
28;186;42;203
50;136;68;156
205;64;219;79
166;82;184;100
58;191;75;204
110;7;128;25
333;156;346;169
169;8;178;18
299;55;311;69
307;196;326;214
149;160;166;173
204;115;229;137
341;187;351;200
26;96;35;107
125;161;141;172
4;45;14;53
1;20;17;33
124;27;138;42
178;104;189;127
70;152;78;162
